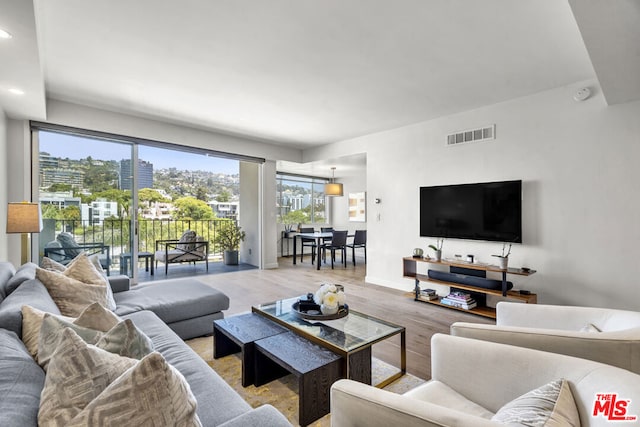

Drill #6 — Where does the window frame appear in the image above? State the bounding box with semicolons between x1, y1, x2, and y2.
276;173;330;226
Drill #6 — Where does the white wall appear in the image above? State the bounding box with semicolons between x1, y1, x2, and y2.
330;173;367;233
307;80;640;310
0;111;7;260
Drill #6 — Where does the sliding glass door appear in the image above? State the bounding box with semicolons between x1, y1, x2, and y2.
36;130;137;279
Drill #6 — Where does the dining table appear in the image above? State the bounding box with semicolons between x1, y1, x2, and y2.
292;231;354;270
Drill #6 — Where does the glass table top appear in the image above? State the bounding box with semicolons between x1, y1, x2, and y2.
252;297;404;353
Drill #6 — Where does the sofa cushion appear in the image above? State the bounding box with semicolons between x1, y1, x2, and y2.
114;279;229;324
491;378;580;426
38;328;137;425
0;261;17;302
0;329;45;427
403;380;495;419
5;263;37;296
67;352;202;427
123;310;251;425
0;279;61;338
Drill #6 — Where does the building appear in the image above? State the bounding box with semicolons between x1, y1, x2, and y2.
208;200;239;220
119;159;153;190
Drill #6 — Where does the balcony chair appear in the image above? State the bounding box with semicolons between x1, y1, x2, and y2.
299;227;317;263
154;229;209;275
346;229;367;266
451;301;640;374
331;334;640;427
43;232;111;275
320;230;348;269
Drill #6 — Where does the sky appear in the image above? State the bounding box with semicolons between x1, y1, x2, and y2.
39;131;239;174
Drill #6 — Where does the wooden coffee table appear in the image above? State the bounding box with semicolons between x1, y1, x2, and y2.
252;297;406;388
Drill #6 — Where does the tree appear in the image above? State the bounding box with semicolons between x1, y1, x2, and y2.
47;183;73;192
138;188;167;205
195;186;209;201
173;196;215;220
216;189;231;203
61;205;81;221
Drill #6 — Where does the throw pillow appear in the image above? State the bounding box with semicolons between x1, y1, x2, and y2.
36;266;109;317
21;305;74;360
177;229;197;251
38;314;104;370
492;378;580;426
95;318;155;360
40;256;67;272
67;352;202;427
56;232;82;258
38;328;137;426
88;254;117;311
37;310;152;370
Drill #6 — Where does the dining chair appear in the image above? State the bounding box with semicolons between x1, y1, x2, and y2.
321;230;348;269
320;227;334;262
346;229;367;266
299;227;317;263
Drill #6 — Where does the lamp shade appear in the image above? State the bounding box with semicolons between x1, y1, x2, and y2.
6;202;42;233
324;182;344;197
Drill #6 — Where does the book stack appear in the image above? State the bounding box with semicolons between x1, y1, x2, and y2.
420;288;439;301
440;291;477;310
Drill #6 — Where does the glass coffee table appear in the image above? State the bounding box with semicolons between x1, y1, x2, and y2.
252;297;406;388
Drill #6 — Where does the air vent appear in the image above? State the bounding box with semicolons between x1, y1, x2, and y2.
447;124;495;146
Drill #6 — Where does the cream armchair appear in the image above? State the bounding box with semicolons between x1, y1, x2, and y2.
451;301;640;374
331;334;640;427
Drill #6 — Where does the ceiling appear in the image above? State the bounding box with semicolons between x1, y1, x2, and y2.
1;1;639;174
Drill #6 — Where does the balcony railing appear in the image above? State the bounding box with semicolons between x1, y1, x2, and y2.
39;218;235;273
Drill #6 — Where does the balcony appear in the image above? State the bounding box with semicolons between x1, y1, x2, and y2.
39;218;245;280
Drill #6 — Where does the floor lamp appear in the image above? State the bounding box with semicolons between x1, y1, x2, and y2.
6;202;42;265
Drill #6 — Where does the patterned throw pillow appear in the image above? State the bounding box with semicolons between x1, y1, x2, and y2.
38;328;137;426
37;311;153;371
67;352;202;427
23;302;120;361
40;256;67;272
37;267;109;317
177;230;197;251
491;379;580;426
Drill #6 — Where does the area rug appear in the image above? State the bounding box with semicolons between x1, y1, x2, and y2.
186;336;426;427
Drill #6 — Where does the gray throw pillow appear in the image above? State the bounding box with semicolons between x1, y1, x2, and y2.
56;232;82;258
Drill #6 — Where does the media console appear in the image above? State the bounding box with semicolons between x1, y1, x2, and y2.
403;256;537;319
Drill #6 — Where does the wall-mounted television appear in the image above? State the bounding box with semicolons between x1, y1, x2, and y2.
420;180;522;243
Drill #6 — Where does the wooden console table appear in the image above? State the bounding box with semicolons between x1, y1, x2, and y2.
403;256;537;319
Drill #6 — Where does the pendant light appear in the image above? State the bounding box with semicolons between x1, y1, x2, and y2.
324;167;343;197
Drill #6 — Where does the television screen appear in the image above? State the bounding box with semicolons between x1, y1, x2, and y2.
420;180;522;243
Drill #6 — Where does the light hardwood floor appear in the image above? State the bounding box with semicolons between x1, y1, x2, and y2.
190;255;494;380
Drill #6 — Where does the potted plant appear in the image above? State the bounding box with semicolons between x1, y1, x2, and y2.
214;222;246;265
279;211;307;237
428;238;444;261
492;243;512;269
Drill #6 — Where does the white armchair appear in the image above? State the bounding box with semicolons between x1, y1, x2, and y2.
451;301;640;374
331;334;640;427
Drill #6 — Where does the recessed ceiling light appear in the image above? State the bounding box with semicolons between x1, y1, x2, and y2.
8;88;25;95
0;29;12;39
